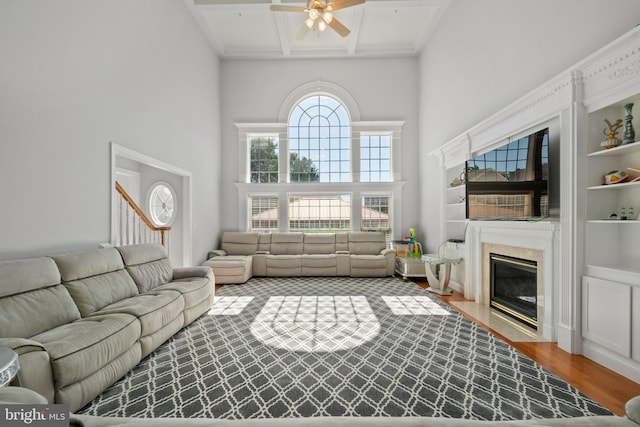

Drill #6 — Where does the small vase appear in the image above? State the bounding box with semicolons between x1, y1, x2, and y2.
622;103;636;145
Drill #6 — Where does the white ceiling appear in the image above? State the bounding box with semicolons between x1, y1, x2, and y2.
184;0;452;59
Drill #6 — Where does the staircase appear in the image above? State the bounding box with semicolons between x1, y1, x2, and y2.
114;182;170;247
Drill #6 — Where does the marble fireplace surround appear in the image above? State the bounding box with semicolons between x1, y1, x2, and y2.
465;221;560;341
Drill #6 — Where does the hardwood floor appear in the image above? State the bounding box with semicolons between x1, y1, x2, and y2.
214;281;640;416
416;282;640;416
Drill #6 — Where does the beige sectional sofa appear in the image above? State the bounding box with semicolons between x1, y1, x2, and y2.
202;232;395;284
0;243;214;412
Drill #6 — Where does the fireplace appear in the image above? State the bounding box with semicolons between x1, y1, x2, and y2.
490;253;538;329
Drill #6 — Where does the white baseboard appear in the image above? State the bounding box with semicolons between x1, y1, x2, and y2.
582;340;640;383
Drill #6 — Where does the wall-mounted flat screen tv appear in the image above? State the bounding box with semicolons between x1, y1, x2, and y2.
466;127;550;220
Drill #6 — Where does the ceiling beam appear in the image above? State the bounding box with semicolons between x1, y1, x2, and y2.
346;4;364;55
270;0;291;56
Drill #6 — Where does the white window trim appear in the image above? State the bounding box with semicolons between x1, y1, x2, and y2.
235;85;404;240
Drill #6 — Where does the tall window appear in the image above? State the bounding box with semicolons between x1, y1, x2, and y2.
360;135;391;182
362;195;391;242
289;95;351;183
249;195;278;231
288;194;352;232
249;136;279;183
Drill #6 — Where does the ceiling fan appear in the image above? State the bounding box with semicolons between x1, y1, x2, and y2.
270;0;365;38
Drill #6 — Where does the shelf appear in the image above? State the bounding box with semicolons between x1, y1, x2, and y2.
447;185;465;192
446;219;467;224
587;140;640;157
446;202;465;208
587;180;640;191
586;264;640;285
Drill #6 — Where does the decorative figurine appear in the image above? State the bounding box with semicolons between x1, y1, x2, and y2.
622;103;636;145
601;118;623;149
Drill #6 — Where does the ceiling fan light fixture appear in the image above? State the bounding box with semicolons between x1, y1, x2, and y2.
318;19;327;31
322;11;333;24
308;8;319;19
305;17;315;29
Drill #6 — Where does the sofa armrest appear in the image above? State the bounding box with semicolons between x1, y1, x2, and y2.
626;396;640;425
173;266;212;280
0;337;46;354
0;338;55;403
207;249;227;258
0;387;48;405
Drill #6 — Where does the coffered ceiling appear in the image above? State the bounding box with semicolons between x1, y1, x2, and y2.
184;0;452;58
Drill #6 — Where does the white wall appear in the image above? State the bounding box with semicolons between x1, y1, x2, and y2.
418;0;640;252
219;58;421;241
0;0;222;262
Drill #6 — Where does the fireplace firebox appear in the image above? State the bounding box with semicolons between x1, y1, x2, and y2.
490;253;537;329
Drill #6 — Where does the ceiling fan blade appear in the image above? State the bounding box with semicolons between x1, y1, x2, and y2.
327;0;365;11
296;22;311;40
328;17;350;37
270;5;307;12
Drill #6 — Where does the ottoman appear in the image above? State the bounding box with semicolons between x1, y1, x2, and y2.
202;255;252;284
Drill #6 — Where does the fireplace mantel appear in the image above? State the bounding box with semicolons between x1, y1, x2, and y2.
465;220;560;341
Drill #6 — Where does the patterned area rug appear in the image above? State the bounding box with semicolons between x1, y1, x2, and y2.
78;276;611;420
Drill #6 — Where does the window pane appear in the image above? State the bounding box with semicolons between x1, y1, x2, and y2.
360;135;392;182
249;195;278;231
249;137;279;183
362;195;392;244
288;95;351;183
288;194;351;233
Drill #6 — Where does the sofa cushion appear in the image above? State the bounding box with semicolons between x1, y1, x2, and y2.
266;254;301;276
0;285;82;339
349;232;386;255
221;232;259;255
203;256;252;284
0;256;60;296
53;247;124;282
301;254;336;268
336;233;349;252
52;248;139;317
117;244;173;293
0;257;81;338
32;313;140;388
93;290;184;338
157;276;213;309
303;233;336;254
257;233;272;252
270;233;303;255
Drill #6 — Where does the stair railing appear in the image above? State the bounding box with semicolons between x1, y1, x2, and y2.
115;181;170;247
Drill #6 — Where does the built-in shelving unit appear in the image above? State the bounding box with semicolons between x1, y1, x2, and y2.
584;100;640;268
581;71;640;381
444;166;467;241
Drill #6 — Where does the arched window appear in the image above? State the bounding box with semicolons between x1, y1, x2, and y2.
288;95;351;183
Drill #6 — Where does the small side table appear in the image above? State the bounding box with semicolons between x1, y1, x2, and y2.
422;254;462;295
0;347;19;387
394;256;426;280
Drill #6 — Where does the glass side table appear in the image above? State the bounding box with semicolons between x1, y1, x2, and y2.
422;253;462;295
0;347;19;387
